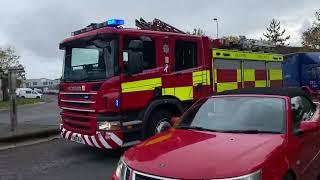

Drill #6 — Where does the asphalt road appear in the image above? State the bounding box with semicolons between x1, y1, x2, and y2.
0;95;60;126
0;138;123;180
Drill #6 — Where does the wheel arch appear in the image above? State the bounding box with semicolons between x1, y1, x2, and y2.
141;97;184;138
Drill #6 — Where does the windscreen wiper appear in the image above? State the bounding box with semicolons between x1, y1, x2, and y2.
177;126;217;132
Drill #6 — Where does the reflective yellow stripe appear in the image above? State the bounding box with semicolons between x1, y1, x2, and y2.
212;49;283;62
255;80;267;87
237;69;242;82
192;70;211;86
162;86;193;101
269;69;283;80
217;82;238;92
243;69;255;81
121;78;161;93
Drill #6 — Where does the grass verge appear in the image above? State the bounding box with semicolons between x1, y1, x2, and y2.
0;98;44;109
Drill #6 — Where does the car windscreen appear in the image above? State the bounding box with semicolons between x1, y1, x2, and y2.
176;96;286;134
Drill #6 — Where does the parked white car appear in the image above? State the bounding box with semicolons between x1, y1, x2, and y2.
18;90;42;99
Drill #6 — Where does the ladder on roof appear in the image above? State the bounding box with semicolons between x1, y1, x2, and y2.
135;18;186;34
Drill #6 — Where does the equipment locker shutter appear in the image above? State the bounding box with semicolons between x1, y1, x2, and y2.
243;61;267;88
267;62;283;87
214;59;241;92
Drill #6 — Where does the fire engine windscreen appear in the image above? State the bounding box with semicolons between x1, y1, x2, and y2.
62;39;117;82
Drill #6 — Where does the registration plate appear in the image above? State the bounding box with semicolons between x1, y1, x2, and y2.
71;135;84;144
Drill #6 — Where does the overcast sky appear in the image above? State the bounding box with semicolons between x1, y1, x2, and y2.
0;0;319;79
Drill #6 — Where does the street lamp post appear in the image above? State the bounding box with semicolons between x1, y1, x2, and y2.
213;18;219;39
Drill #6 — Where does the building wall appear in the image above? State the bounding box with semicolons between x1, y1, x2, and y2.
24;78;60;90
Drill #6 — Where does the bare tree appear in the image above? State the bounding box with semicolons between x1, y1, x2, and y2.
302;9;320;49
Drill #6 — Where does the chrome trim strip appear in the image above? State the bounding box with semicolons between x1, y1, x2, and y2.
61;99;95;104
122;120;143;126
132;170;178;180
60;92;98;95
61;107;95;112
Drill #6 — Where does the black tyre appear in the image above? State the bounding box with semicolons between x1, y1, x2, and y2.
36;96;40;99
283;172;295;180
146;109;173;138
21;96;25;99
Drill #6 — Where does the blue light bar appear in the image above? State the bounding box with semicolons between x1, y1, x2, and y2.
107;19;124;27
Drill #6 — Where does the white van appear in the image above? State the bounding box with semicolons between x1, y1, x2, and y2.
16;88;33;96
18;89;42;99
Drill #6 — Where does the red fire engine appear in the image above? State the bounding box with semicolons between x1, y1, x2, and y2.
58;18;283;149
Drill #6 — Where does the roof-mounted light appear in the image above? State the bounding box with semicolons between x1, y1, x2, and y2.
107;19;124;27
71;18;124;36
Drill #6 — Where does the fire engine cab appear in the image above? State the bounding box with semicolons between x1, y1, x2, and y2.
58;18;283;149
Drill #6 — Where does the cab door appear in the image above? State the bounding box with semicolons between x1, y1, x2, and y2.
289;96;320;179
120;35;162;111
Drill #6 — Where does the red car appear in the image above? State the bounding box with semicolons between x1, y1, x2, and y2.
112;88;320;180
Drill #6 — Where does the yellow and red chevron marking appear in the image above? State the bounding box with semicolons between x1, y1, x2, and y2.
61;127;123;149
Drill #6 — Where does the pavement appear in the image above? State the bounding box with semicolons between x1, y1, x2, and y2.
0;95;60;142
0;138;123;180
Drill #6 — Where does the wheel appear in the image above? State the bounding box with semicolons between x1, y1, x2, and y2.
21;96;25;99
146;109;173;138
283;172;295;180
36;96;40;99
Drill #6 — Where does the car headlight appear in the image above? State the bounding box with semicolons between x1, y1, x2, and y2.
97;121;121;131
115;158;127;179
213;170;261;180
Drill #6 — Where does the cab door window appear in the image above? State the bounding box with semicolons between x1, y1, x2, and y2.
291;96;316;131
123;37;156;70
175;40;197;71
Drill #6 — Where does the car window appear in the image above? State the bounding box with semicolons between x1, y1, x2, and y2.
177;97;286;133
32;91;37;94
291;96;316;130
26;91;31;94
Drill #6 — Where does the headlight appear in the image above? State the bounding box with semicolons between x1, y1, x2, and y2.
115;158;127;179
97;121;121;131
213;170;261;180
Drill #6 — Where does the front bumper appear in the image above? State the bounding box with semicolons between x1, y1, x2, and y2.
60;124;124;149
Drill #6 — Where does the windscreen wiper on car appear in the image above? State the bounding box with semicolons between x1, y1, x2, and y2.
219;130;281;134
177;126;217;132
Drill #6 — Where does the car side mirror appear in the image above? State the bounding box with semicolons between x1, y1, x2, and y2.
296;121;319;135
126;40;144;75
170;117;180;126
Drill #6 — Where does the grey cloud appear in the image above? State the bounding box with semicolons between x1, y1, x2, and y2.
0;0;319;78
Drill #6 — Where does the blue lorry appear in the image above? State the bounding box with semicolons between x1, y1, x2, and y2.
283;52;320;97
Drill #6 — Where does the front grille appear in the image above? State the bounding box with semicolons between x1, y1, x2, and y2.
60;92;97;135
64;102;91;108
63;94;93;100
125;168;131;180
66;116;89;122
135;174;159;180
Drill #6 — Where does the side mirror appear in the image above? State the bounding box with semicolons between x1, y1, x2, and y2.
296;121;319;135
170;117;180;126
126;40;144;75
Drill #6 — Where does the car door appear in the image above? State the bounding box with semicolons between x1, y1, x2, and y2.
290;96;320;179
25;91;32;98
31;91;38;98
